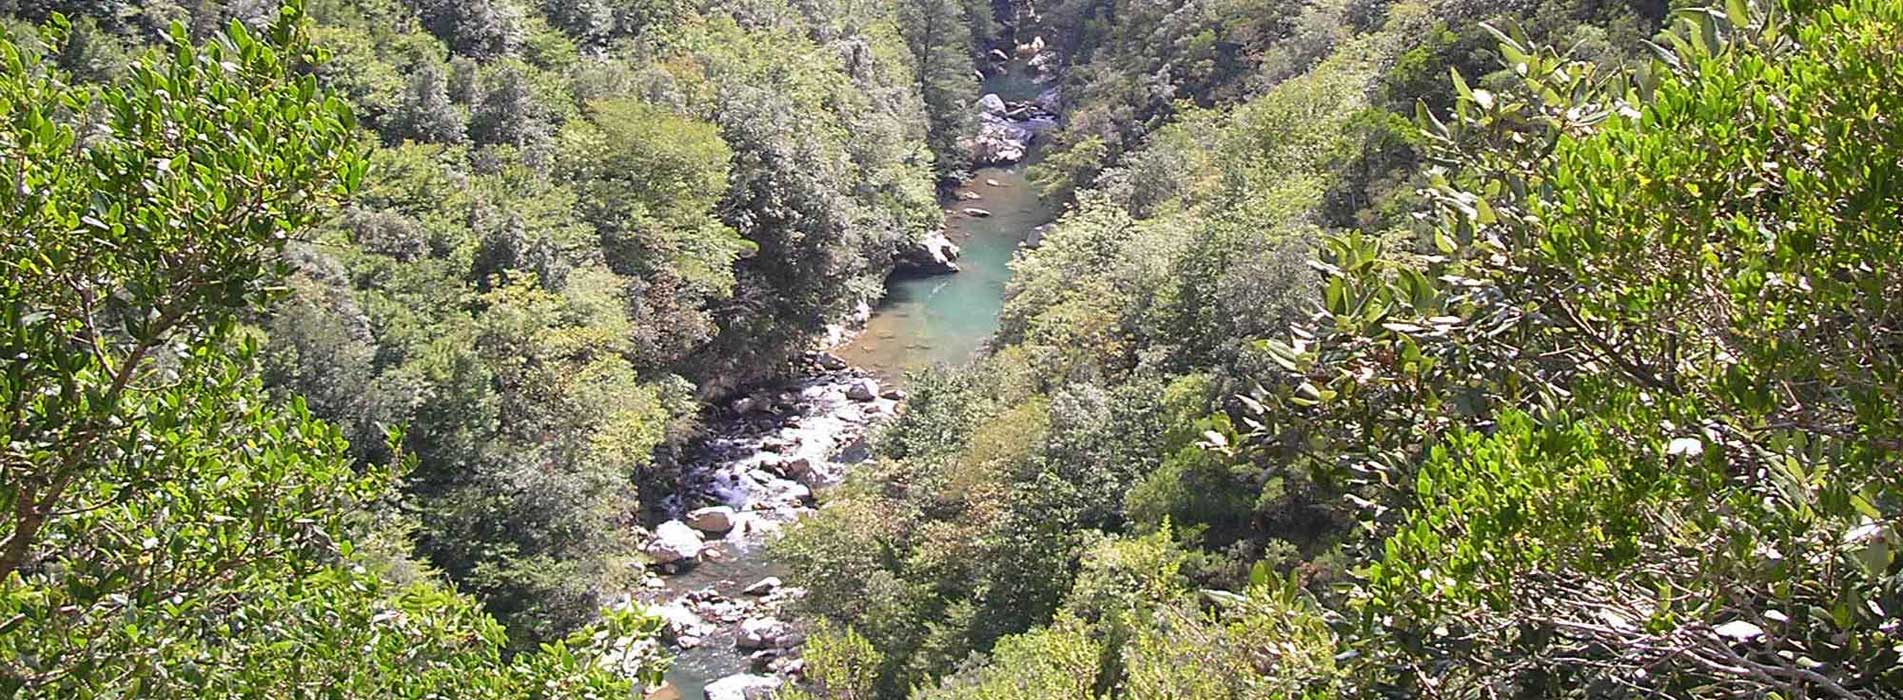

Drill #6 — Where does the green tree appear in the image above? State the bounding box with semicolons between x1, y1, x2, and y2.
470;62;546;147
391;59;467;144
897;0;978;181
412;0;521;57
0;7;663;697
1241;2;1903;693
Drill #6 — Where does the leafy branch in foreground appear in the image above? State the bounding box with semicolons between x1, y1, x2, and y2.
1244;1;1901;694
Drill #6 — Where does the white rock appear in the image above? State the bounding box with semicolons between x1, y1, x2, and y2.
730;396;759;415
777;482;813;504
1714;619;1765;641
978;93;1007;115
961;207;993;218
984;178;1003;187
644;520;703;565
901;229;962;274
703;673;782;700
685;506;737;534
847;379;880;401
658;602;709;639
737;617;794;649
743;577;782;596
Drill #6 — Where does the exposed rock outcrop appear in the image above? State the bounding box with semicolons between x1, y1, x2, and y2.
899;229;962;275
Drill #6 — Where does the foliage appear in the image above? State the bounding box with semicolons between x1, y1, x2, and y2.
0;8;662;696
896;0;978;182
2;0;955;647
778;0;1901;698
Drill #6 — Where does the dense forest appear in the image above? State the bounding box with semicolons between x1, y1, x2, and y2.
1;0;1898;697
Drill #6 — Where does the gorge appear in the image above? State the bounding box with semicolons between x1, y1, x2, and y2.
641;51;1063;700
7;0;1899;698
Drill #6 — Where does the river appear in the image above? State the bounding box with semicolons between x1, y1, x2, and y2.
832;160;1051;380
646;62;1056;699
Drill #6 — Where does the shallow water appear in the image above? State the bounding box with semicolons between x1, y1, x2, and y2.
655;548;787;699
834;162;1051;381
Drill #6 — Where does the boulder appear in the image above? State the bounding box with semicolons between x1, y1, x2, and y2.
846;379;880;401
658;602;709;641
881;388;907;401
730;396;759;415
685;506;737;534
780;457;815;480
978;93;1007;115
962;208;993;218
778;482;813;504
748;650;783;672
987;48;1010;62
958;191;983;201
743;576;783;596
968;112;1033;164
985;178;1003;187
644;520;703;565
778;658;807;678
816;352;848;370
900;229;962;275
736;617;795;650
703;673;782;700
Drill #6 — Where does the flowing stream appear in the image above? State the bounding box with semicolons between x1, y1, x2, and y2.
645;63;1056;699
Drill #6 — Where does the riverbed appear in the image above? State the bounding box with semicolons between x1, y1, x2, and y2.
646;62;1057;699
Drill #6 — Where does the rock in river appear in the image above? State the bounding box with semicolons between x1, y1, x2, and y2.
703;673;782;700
962;207;993;218
978;92;1008;115
846;379;880;402
743;577;782;596
643;520;703;565
900;229;962;275
736;617;795;649
780;456;815;480
685;506;736;534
